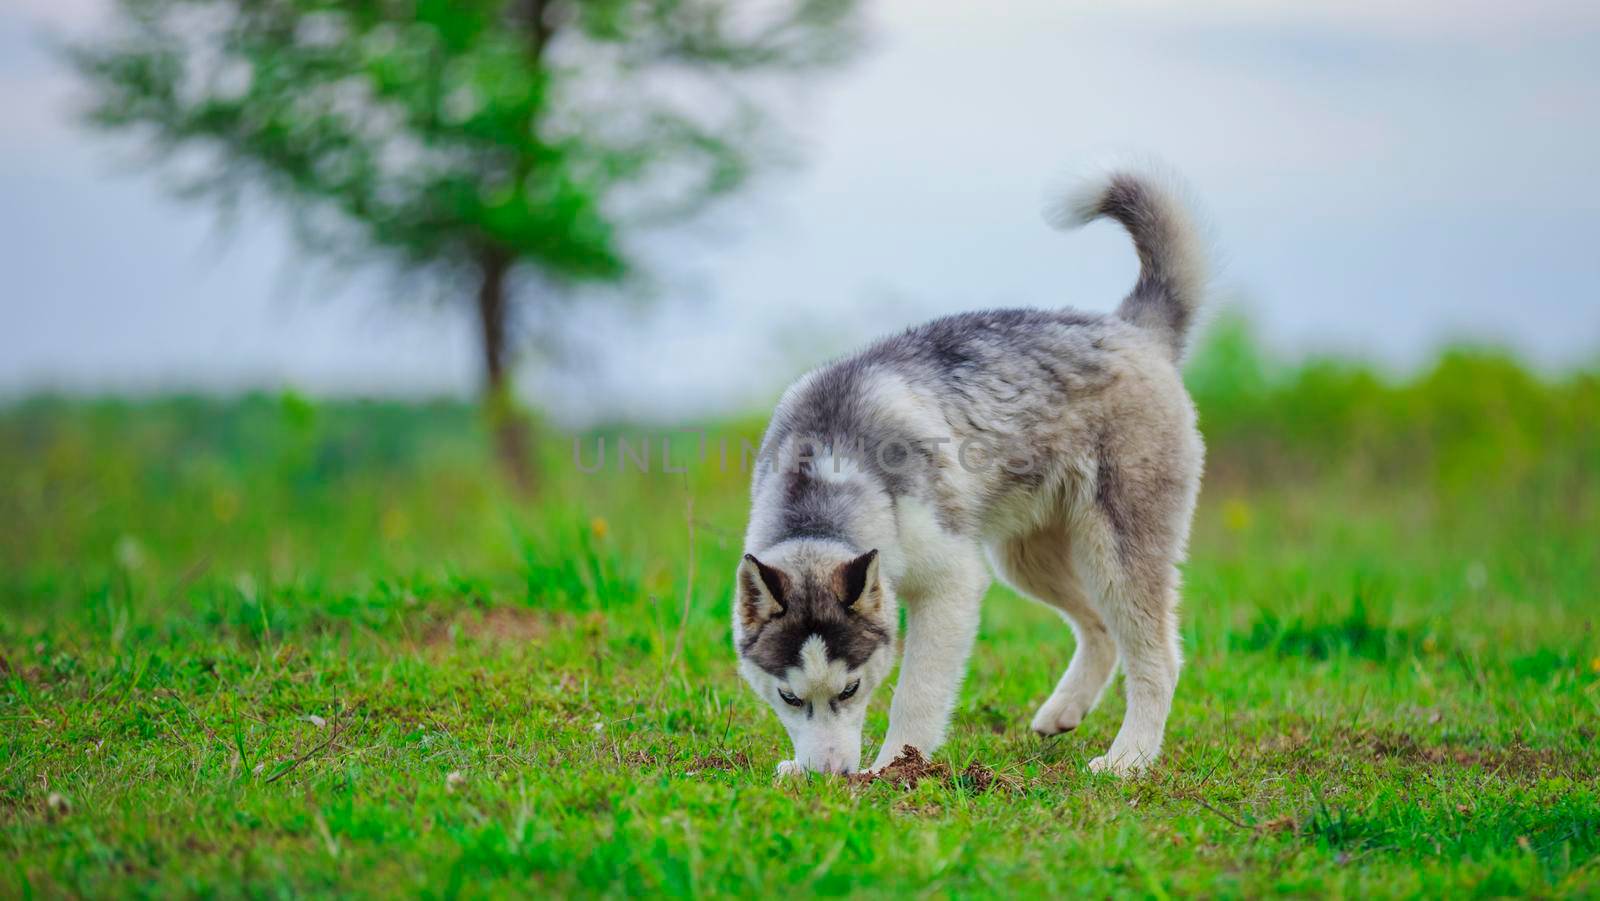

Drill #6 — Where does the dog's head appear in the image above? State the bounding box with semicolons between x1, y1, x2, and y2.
732;541;896;774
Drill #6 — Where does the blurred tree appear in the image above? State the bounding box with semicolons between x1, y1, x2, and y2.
69;0;861;490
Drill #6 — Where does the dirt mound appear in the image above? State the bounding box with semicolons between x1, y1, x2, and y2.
847;746;1008;794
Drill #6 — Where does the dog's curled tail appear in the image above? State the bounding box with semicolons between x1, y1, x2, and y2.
1050;169;1209;361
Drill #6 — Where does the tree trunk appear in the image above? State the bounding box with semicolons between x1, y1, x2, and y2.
475;247;536;494
475;0;551;495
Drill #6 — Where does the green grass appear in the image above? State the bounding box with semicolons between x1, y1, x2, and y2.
4;328;1599;897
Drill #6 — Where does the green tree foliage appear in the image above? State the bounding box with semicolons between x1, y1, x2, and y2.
68;0;862;488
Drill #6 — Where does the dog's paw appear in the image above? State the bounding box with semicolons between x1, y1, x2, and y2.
1036;700;1088;736
774;760;807;781
1030;695;1091;736
1088;747;1154;776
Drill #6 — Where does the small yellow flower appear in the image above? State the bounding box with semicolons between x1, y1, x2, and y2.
212;488;240;523
380;508;409;542
1589;656;1600;675
1421;636;1438;654
590;516;610;541
1222;498;1253;532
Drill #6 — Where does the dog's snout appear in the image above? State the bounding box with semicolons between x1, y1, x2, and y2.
820;754;855;775
801;754;854;775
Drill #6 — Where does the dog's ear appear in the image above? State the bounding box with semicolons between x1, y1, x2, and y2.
835;549;882;616
738;553;788;628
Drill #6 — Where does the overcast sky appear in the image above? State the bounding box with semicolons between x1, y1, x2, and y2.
3;0;1598;423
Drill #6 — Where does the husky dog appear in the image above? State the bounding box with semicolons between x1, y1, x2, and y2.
733;170;1208;777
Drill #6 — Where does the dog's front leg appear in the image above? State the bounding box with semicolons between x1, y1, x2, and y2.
869;560;987;772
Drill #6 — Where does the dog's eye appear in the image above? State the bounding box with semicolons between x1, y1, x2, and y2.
838;680;860;701
777;688;804;708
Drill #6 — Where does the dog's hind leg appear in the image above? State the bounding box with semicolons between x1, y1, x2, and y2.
1074;516;1184;776
992;521;1119;736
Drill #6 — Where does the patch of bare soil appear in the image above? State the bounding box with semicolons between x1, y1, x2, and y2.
684;750;751;773
620;748;750;774
420;606;549;648
847;746;1010;794
623;749;659;767
1358;729;1565;776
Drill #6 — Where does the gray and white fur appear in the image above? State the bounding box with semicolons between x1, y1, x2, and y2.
733;169;1208;777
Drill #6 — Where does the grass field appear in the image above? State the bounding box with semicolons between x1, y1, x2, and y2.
4;323;1599;896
